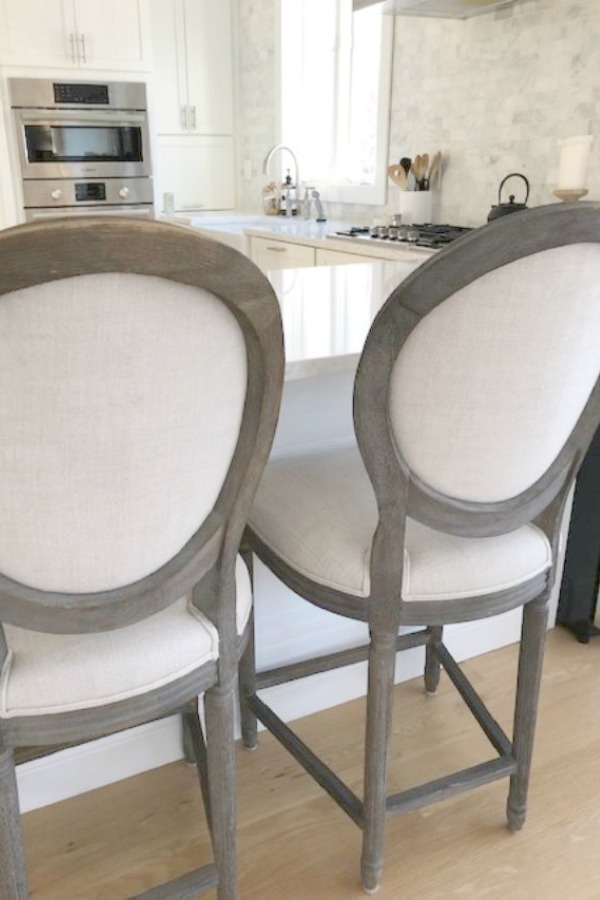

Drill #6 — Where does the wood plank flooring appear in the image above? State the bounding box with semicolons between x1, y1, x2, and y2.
23;628;600;898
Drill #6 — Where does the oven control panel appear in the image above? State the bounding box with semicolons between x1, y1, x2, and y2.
75;182;107;202
53;83;110;105
22;178;154;210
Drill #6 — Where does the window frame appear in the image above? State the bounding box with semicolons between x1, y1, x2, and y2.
276;1;394;207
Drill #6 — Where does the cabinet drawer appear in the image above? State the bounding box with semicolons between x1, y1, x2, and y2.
316;248;380;266
250;237;315;272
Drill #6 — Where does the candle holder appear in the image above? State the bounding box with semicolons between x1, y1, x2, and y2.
553;188;588;202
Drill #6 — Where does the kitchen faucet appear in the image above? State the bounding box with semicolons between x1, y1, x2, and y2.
263;144;300;217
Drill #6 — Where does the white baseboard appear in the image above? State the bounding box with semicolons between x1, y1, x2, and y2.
18;715;184;814
18;609;525;814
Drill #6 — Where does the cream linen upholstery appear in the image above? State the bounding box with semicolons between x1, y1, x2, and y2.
0;273;247;593
0;556;252;718
249;446;552;600
391;244;600;502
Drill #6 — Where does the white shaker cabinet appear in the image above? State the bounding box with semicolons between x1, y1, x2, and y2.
150;0;235;212
150;0;233;136
0;0;150;70
154;135;235;211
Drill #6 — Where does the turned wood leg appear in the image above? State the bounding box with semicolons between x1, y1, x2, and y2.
239;546;258;751
205;679;237;900
424;626;443;695
0;745;28;899
361;631;397;895
507;594;549;832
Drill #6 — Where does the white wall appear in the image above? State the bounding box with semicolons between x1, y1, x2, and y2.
235;0;600;226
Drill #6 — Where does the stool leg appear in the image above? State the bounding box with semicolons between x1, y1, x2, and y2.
424;626;443;695
205;679;237;900
0;745;28;899
181;702;198;764
239;547;258;750
182;703;213;834
507;594;549;832
361;631;396;894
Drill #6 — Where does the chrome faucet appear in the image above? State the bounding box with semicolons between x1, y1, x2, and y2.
263;144;300;217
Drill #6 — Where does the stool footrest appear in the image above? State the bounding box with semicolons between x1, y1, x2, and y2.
386;756;517;819
130;864;219;899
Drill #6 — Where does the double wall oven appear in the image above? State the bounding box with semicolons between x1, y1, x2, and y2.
10;78;154;221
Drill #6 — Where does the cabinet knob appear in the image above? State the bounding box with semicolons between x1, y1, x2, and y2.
50;189;62;200
118;187;130;199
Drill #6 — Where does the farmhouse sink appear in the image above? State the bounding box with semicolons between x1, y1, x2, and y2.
164;212;292;230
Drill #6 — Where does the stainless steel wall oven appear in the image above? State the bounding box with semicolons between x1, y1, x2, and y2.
10;79;154;221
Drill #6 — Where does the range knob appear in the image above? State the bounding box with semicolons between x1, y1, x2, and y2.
118;187;130;199
50;189;62;201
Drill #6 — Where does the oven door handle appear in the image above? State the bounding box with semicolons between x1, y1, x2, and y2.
26;207;153;220
19;110;147;126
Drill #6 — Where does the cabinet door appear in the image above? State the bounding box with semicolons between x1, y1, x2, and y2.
183;0;233;134
0;0;77;67
149;0;187;133
74;0;150;70
154;135;235;211
251;237;315;273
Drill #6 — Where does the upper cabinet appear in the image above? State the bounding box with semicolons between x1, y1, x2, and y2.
150;0;233;136
0;0;151;70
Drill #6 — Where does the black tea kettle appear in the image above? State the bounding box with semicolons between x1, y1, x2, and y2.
488;173;530;222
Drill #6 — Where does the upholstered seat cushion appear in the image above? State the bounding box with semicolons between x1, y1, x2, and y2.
249;446;552;600
0;557;252;718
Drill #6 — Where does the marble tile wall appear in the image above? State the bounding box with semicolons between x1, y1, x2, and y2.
234;0;279;212
389;0;600;226
235;0;600;226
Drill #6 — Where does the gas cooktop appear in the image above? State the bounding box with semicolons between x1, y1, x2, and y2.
328;223;472;250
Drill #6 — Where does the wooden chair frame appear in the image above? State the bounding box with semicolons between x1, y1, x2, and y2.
0;217;284;900
239;203;600;893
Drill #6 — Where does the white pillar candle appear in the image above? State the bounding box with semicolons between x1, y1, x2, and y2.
557;135;593;190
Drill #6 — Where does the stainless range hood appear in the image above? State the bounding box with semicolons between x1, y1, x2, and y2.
354;0;518;18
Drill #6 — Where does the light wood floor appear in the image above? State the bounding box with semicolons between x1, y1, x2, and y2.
23;628;600;899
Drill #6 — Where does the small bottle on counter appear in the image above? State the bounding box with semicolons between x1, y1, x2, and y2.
163;192;175;214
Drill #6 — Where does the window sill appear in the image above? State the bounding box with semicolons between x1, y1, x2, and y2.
318;181;388;206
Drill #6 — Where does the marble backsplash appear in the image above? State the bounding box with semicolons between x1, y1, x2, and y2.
235;0;600;228
234;0;278;214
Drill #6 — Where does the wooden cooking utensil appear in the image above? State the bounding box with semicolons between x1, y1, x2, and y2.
387;164;407;189
411;155;428;189
427;150;442;188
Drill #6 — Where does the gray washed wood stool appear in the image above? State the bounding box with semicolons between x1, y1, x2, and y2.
239;202;600;893
0;217;284;899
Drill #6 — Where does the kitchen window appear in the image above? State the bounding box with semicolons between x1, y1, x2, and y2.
279;0;393;206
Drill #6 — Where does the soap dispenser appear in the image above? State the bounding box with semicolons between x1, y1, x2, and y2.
280;168;295;216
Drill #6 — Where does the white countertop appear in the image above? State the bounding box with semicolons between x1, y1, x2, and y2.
162;212;435;262
163;212;345;239
268;259;424;380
